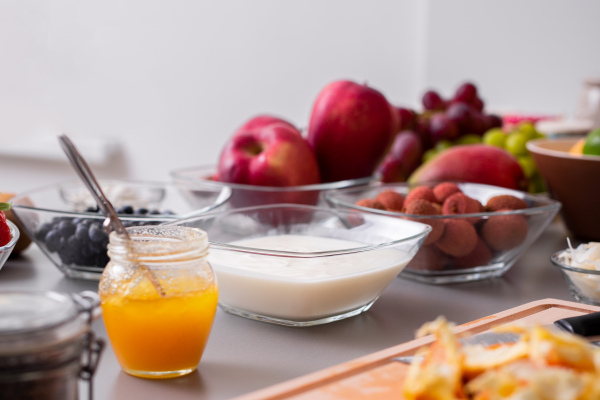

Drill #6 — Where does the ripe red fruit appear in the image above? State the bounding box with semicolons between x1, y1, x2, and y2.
453;82;478;104
395;107;417;132
0;211;11;247
435;219;478;257
374;190;404;212
429;114;459;142
234;115;297;135
307;80;396;182
376;131;423;183
422;90;446;111
446;102;473;134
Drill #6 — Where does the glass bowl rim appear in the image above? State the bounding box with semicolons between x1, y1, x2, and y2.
324;181;562;220
1;220;20;251
170;164;377;192
10;178;223;220
163;203;432;258
550;250;600;275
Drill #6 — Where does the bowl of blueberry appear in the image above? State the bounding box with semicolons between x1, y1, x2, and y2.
10;179;228;280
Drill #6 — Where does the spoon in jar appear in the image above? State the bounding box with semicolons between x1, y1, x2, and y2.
58;134;165;297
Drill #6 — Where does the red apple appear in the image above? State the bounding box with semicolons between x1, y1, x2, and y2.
217;123;321;207
234;114;297;135
307;80;396;183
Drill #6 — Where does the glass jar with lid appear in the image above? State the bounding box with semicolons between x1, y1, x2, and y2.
0;290;104;400
99;225;218;379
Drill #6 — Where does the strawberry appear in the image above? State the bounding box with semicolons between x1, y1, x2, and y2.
0;202;12;247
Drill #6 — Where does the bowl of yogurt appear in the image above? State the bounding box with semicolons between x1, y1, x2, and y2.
167;204;431;326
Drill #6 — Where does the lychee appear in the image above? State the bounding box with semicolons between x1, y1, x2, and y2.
404;186;437;209
404;199;444;245
405;199;439;216
450;237;493;269
485;195;527;212
354;198;386;210
406;245;449;272
433;182;461;204
442;193;482;215
434;219;478;257
375;190;404;212
481;212;528;251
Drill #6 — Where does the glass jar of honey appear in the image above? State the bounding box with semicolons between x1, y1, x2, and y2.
98;225;218;379
0;290;103;400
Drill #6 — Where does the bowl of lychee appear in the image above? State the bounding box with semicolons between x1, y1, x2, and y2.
324;181;561;284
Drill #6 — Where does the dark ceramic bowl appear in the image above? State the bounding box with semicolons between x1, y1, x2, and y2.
527;138;600;241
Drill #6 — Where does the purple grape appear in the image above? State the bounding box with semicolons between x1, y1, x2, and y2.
429;113;459;142
396;107;416;131
484;114;503;130
469;112;488;135
453;82;478;104
472;97;484;112
446;102;473;134
376;131;423;182
422;90;445;111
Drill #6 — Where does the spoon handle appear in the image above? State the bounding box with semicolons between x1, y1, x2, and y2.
58;135;129;238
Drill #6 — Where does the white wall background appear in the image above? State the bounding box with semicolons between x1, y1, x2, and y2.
1;0;599;193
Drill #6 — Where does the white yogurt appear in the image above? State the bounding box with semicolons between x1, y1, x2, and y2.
209;234;412;322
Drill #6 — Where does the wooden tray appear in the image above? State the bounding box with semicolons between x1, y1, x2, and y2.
234;299;600;400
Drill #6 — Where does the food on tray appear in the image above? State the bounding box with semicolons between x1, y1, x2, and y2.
355;183;530;270
403;317;600;400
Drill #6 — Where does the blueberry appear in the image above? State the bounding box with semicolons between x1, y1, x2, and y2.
149;209;161;215
75;224;90;243
36;222;53;241
88;224;107;243
85;206;100;213
162;210;175;215
45;230;62;252
57;220;76;238
117;205;134;214
135;208;149;215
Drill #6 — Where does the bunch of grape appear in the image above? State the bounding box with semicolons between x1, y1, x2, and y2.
395;82;503;164
482;122;546;193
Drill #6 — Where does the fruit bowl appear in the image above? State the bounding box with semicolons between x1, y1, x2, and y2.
10;179;227;280
167;204;431;326
170;165;376;210
0;220;20;271
527;138;600;241
324;182;561;284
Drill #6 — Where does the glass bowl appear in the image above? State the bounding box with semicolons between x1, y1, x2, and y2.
170;164;375;209
0;220;20;271
324;182;561;284
10;179;228;280
167;204;431;326
551;250;600;306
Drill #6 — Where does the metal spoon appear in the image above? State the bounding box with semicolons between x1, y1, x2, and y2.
58;135;165;296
